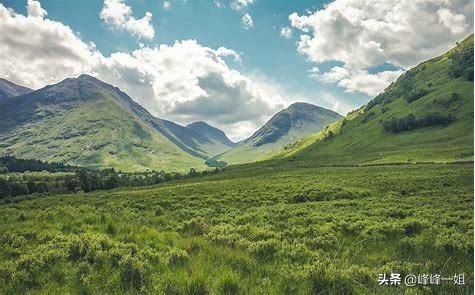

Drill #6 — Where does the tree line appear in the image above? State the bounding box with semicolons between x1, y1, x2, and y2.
0;157;223;199
383;113;454;133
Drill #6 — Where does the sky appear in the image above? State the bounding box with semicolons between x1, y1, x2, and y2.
0;0;473;141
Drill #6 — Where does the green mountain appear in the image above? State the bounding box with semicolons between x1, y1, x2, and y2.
0;78;32;100
185;121;236;156
270;35;474;165
0;74;221;171
214;102;342;164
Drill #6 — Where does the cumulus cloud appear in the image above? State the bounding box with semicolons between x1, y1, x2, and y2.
0;1;98;88
280;27;292;39
100;0;155;40
162;1;171;10
290;0;474;96
27;0;46;18
241;13;253;29
231;0;254;11
0;1;287;140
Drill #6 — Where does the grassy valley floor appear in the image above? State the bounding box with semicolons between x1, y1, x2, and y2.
0;163;473;293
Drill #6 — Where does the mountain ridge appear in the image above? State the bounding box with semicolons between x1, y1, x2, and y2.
0;78;33;100
0;74;234;171
214;101;343;164
265;34;474;166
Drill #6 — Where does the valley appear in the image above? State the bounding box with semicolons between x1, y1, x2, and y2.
0;32;473;294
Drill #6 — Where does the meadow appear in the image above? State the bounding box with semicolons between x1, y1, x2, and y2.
0;162;472;294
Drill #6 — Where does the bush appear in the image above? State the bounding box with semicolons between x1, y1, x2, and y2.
167;248;189;266
383;113;453;133
119;255;150;291
405;88;428;103
217;271;240;295
249;239;280;261
306;263;353;294
449;43;474;81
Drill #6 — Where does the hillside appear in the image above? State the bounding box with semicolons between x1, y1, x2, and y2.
215;102;342;164
186;121;236;156
0;78;32;100
0;74;208;171
269;35;474;166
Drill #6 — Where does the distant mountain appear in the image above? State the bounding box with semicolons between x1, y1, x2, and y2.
270;34;474;165
0;74;223;171
215;102;342;164
0;78;32;100
186;121;236;156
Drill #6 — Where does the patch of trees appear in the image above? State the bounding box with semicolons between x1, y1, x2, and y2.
383;113;454;133
205;159;228;167
366;70;429;110
0;157;224;199
0;156;76;173
449;43;474;81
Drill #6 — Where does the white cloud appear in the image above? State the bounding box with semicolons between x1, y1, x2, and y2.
241;13;253;29
231;0;254;11
27;0;46;18
307;66;320;79
437;8;468;35
100;0;155;40
280;27;292;39
316;66;402;96
290;0;473;96
163;1;171;10
0;1;98;89
0;1;288;140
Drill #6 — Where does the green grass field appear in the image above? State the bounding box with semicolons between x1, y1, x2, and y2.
0;163;472;294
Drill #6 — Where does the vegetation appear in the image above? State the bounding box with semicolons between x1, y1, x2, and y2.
0;156;223;199
216;102;342;165
0;75;236;172
268;35;473;165
383;113;454;133
0;34;472;294
0;163;472;293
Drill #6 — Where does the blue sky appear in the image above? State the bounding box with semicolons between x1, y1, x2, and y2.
0;0;472;140
3;0;366;110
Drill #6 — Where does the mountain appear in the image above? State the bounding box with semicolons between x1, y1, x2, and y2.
0;74;216;171
214;102;343;164
269;34;474;166
186;121;236;156
0;78;32;100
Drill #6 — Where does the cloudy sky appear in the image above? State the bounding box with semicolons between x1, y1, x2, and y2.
0;0;473;140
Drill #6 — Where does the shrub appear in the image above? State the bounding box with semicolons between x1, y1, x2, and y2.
181;219;205;236
217;271;240;295
405;88;428;103
119;255;150;291
249;239;280;261
167;248;189;266
383;113;453;133
306;263;353;294
449;43;474;81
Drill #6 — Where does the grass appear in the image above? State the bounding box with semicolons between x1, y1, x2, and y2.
0;96;206;172
263;35;474;166
0;162;472;293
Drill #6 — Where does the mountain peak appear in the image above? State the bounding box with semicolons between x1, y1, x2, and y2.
185;121;235;147
244;102;343;147
187;121;209;128
288;102;315;109
0;78;33;100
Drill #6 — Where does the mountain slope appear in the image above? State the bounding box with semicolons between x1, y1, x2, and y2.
270;35;474;166
0;74;207;171
215;102;342;164
0;78;32;100
186;121;236;156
